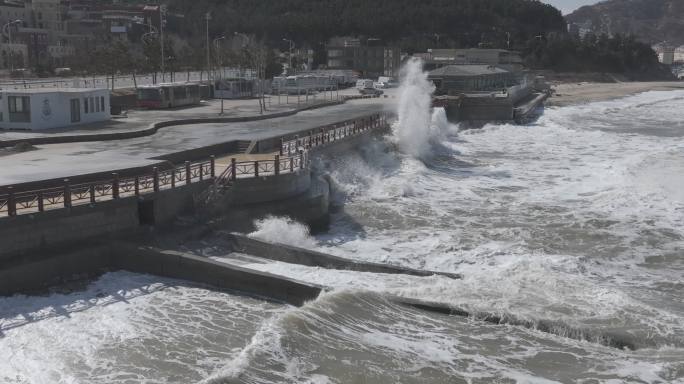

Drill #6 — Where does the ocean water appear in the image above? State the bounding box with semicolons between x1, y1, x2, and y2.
2;85;684;382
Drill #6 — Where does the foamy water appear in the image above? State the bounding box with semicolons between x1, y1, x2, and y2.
2;74;684;382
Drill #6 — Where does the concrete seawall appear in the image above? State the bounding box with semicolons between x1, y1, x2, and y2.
0;181;212;263
208;171;331;233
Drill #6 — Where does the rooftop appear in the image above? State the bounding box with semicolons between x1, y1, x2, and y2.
428;65;510;78
1;88;108;94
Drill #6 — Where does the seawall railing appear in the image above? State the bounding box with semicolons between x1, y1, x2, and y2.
0;112;392;218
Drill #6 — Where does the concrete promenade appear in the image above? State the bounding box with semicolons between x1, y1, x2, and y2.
0;92;394;186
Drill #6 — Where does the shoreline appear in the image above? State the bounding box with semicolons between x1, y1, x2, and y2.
547;81;684;107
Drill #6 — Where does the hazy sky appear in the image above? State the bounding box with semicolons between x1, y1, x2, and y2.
542;0;601;15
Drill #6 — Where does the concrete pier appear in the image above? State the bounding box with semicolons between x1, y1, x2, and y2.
218;233;462;279
0;243;322;307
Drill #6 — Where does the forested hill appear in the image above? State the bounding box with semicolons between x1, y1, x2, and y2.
567;0;684;46
164;0;565;50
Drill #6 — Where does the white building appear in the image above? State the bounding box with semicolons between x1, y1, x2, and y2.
0;88;110;130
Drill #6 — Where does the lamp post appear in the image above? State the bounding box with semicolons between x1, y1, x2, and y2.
213;35;225;80
3;19;23;73
213;35;226;115
234;32;250;78
283;38;294;74
160;4;167;82
205;12;211;81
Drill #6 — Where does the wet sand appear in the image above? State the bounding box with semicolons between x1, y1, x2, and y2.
548;81;684;107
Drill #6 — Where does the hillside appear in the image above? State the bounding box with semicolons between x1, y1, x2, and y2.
567;0;684;46
164;0;566;50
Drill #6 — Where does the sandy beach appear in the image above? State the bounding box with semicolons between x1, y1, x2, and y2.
548;81;684;107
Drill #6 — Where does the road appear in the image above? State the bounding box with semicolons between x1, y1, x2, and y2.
0;96;396;186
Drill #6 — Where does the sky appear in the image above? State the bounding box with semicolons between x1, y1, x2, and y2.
542;0;601;15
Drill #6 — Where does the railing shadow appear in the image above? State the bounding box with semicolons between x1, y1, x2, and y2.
0;271;181;338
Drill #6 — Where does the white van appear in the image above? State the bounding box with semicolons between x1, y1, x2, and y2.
356;79;383;95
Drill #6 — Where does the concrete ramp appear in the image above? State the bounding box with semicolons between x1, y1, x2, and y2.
217;232;462;279
115;244;323;306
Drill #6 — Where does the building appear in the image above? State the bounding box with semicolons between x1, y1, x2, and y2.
0;88;110;130
653;42;676;65
675;46;684;64
0;1;31;70
326;37;400;78
428;65;517;95
419;48;524;72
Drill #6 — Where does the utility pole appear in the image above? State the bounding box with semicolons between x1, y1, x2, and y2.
283;38;294;75
213;35;225;80
205;12;211;81
160;4;166;83
4;20;22;73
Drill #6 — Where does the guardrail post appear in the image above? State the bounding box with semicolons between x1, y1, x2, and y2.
112;173;119;199
7;187;16;217
275;155;280;175
254;161;259;177
280;138;284;156
199;163;204;181
38;191;44;212
135;177;140;195
185;161;191;185
290;155;294;173
210;156;216;178
63;179;71;208
231;158;237;181
153;167;160;192
309;131;313;148
299;150;304;169
89;185;95;203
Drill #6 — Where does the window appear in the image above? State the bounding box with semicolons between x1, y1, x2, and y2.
84;97;88;113
174;86;187;100
89;97;94;112
100;96;105;112
8;96;31;123
70;98;80;122
95;97;100;112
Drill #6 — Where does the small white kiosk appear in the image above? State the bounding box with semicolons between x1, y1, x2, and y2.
0;88;111;130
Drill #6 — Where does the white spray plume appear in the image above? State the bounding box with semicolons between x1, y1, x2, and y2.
395;58;436;158
248;216;317;249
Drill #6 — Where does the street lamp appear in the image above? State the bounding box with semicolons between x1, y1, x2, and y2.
283;38;295;74
205;12;211;81
213;35;225;80
234;32;250;78
3;19;23;73
160;5;167;82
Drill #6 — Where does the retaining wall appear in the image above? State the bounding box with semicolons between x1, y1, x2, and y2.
0;181;212;262
211;173;330;233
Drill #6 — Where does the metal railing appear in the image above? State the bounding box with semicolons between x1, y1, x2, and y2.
0;159;215;217
214;151;309;189
0;112;392;218
279;113;390;157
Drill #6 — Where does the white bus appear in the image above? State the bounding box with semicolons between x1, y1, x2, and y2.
273;75;332;94
137;82;201;109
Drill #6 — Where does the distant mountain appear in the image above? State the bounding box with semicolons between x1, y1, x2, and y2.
165;0;566;50
566;0;684;46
